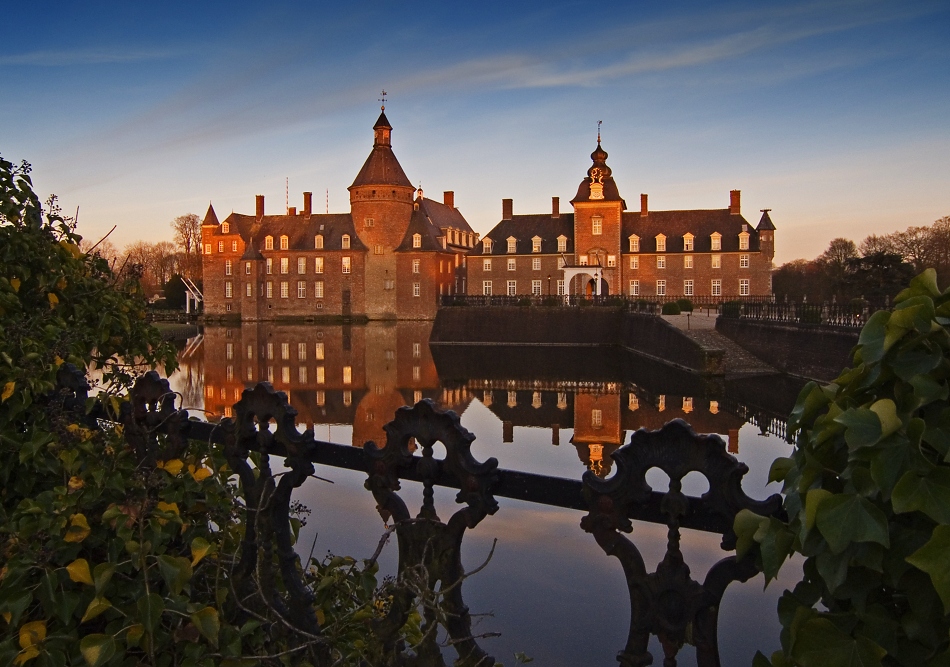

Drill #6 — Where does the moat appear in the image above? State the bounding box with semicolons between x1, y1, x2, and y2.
168;321;807;666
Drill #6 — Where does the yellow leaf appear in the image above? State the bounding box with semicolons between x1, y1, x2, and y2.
10;278;20;292
66;559;94;585
156;501;179;516
2;612;11;624
126;624;144;647
47;293;59;308
1;382;15;402
81;597;112;623
159;459;184;476
56;278;67;290
64;513;91;543
13;645;40;665
316;608;326;626
190;537;214;566
54;356;64;367
68;476;84;493
190;466;212;482
19;620;46;648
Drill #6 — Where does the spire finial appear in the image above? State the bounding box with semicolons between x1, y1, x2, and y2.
597;120;602;144
379;89;387;111
760;208;772;212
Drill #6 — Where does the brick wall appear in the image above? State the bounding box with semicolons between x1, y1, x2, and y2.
465;254;565;296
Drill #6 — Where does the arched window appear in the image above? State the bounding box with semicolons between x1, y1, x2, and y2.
655;234;666;252
342;234;351;249
507;237;517;253
628;235;639;252
314;234;324;249
264;236;274;250
483;238;492;253
683;233;694;251
710;232;722;251
279;235;289;250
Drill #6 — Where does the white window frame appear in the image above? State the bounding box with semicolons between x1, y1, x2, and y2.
507;280;517;296
656;235;666;252
657;256;666;269
532;280;542;295
342;234;350;249
280;281;289;298
739;232;750;250
711;233;721;251
280;257;288;274
532;257;541;271
265;236;273;250
314;281;324;298
684;280;694;296
279;235;289;250
712;254;721;269
297;280;306;298
482;281;492;296
507;237;517;253
413;282;421;297
508;259;516;271
711;279;722;296
483;258;492;271
412;259;420;274
557;236;567;253
224;281;233;298
342;257;351;274
225;259;232;275
532;237;542;253
630;256;639;270
314;257;324;274
607;255;616;268
740;254;750;268
656;280;666;296
413;234;422;248
314;234;323;249
739;279;750;296
297;257;306;274
684;255;693;269
683;234;694;251
629;280;639;296
592;216;602;236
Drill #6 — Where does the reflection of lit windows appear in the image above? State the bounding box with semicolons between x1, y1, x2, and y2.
246;367;253;381
683;397;693;413
234;388;240;401
591;409;602;427
483;391;492;406
413;343;421;358
226;343;233;360
220;387;226;399
266;343;273;360
281;343;289;360
413;366;420;380
507;391;517;407
343;366;352;384
206;386;214;397
658;395;666;411
281;367;290;383
298;343;306;360
315;343;324;360
226;365;233;380
710;401;719;414
343;391;352;406
414;390;423;404
384;350;394;361
299;366;307;383
557;393;567;410
316;367;325;384
316;391;325;406
532;392;542;409
628;393;639;410
224;406;232;418
267;367;274;383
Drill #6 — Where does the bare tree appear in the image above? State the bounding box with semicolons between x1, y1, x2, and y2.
858;234;895;257
890;226;930;272
171;213;202;281
152;241;179;286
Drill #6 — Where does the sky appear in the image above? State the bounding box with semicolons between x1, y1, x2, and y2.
2;0;948;264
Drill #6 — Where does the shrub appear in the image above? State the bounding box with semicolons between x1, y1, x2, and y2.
736;270;950;666
720;300;741;318
661;302;681;315
675;298;694;312
517;297;532;307
541;296;560;307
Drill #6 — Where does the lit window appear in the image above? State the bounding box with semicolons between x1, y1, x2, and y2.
579;256;588;266
413;342;421;358
656;235;666;252
656;280;666;296
657;256;666;269
711;233;721;251
343;366;352;384
607;255;616;267
280;257;288;274
507;280;517;296
739;232;750;250
225;281;232;298
683;234;694;251
247;344;253;360
280;281;289;298
266;367;274;382
342;257;351;273
297;257;306;274
279;235;288;250
712;254;721;269
297;281;306;298
532;237;542;253
281;367;290;383
557;393;567;409
508;391;517;408
221;222;230;234
314;257;323;273
630;256;639;270
712;279;722;296
629;280;639;296
412;259;420;274
299;366;307;383
314;281;324;298
508;259;516;271
267;343;273;360
204;244;211;254
245;262;251;274
342;234;350;249
414;390;423;403
225;260;232;275
532;258;541;270
266;258;273;274
740;279;750;296
591;409;602;427
483;281;492;295
483;259;491;271
507;237;517;253
740;254;750;268
413;366;421;380
532;392;542;409
245;282;251;297
413;234;421;248
557;236;567;253
413;282;420;297
592;216;602;236
266;281;273;298
532;280;541;295
384;279;394;289
683;397;693;413
246;367;253;380
314;235;323;249
684;280;693;296
315;342;324;360
374;244;383;255
316;366;325;384
298;343;306;360
684;255;693;269
281;343;290;360
217;241;224;252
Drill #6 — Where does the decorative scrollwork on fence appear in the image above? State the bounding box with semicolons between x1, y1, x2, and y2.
119;370;191;465
364;399;500;667
581;419;782;667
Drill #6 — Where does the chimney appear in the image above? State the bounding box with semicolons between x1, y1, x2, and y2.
303;192;312;216
255;195;264;218
443;191;455;208
552;197;560;218
288;206;297;216
502;198;513;220
640;194;648;216
730;190;741;215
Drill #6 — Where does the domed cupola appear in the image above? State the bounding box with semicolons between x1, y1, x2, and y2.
571;136;626;207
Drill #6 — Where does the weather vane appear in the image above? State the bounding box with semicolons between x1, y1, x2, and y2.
379;90;387;111
760;208;772;212
597;120;602;144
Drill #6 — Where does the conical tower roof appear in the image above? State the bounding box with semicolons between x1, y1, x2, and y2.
201;203;219;226
756;210;776;231
350;112;413;189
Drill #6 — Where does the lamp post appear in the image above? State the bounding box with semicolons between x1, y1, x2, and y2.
547;274;551;296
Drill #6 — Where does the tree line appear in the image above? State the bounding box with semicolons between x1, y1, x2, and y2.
773;215;950;304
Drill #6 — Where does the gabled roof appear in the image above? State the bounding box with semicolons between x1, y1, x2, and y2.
240;238;264;261
469;214;575;256
756;210;776;231
395;205;444;252
622;209;759;253
220;212;367;252
202;203;219;227
394;197;474;253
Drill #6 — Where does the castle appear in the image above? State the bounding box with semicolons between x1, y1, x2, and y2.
201;111;775;319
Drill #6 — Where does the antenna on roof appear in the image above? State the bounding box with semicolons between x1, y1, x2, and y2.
597;120;602;144
326;189;329;215
379;89;387;111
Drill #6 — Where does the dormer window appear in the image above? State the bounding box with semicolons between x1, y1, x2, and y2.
507;237;517;254
557;236;567;253
413;233;422;248
314;234;324;249
629;235;639;252
655;234;666;252
532;236;542;253
279;235;289;250
264;236;274;250
738;231;750;250
221;222;230;234
483;238;492;253
341;234;350;250
683;233;694;251
592;215;603;236
711;232;722;251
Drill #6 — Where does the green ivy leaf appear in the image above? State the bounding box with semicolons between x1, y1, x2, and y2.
869;400;902;440
857;311;890;364
805;489;833;535
79;634;116;667
92;563;115;596
136;593;164;633
190;607;220;647
769;457;794;483
790;382;830;433
834;408;882;450
80;596;112;624
906;525;950;613
792;617;886;667
156;555;193;596
892;469;950;524
816;494;890;555
734;509;767;559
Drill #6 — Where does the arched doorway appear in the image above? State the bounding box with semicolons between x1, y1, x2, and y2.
586;278;609;296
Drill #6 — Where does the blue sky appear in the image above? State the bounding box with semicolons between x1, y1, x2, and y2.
2;0;948;263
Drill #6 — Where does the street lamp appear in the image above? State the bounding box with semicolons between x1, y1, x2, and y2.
547;274;551;296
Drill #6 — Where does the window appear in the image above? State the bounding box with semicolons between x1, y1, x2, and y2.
712;279;722;296
315;342;324;360
557;279;565;295
557;393;567;410
412;259;420;274
740;254;750;268
508;259;516;271
280;367;290;383
557;236;567;253
684;255;693;269
277;235;287;250
683;234;694;251
343;366;352;384
413;342;421;358
225;260;232;275
413;234;421;248
217;241;224;253
684;280;694;296
657;256;666;269
483;238;492;253
532;280;541;295
299;366;307;383
280;281;289;298
266;367;274;383
629;235;640;252
507;280;517;296
483;259;491;271
374;244;383;255
579;256;588;266
341;234;350;249
281;343;290;360
266;258;273;274
655;235;666;252
532;237;542;253
279;257;288;274
413;282;420;297
221;222;230;234
316;366;325;384
607;255;616;268
204;244;211;254
342;257;351;273
298;343;307;360
412;366;421;380
532;392;542;409
712;254;721;269
592;216;602;236
313;257;323;274
557;257;565;269
225;281;233;298
711;233;721;251
507;237;517;253
740;279;750;296
364;217;374;228
739;232;750;250
629;394;639;411
314;234;323;249
266;281;273;298
247;344;254;360
245;262;251;274
532;257;541;271
297;281;306;298
508;391;517;408
630;256;639;270
656;280;666;296
266;343;274;360
314;281;324;298
384;279;394;290
629;280;639;296
483;281;492;295
245;282;252;297
232;240;238;252
297;257;306;274
591;409;602;427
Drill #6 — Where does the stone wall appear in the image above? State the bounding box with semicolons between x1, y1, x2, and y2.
715;318;858;382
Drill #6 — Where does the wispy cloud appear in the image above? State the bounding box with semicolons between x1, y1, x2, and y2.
0;47;184;67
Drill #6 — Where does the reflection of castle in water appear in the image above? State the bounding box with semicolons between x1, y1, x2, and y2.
196;324;767;476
